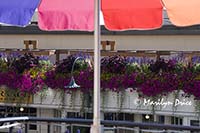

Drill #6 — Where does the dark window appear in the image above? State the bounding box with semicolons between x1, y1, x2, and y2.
171;116;183;125
191;120;200;133
67;112;76;118
104;113;113;120
30;108;36;113
142;115;164;123
104;113;134;121
191;120;200;126
124;113;134;121
158;116;165;124
118;113;124;121
86;113;93;119
66;112;92;132
66;112;93;119
29;124;37;130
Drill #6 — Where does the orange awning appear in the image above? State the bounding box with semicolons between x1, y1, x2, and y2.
163;0;200;26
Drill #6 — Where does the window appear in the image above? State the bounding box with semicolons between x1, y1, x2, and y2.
171;116;183;125
158;115;165;124
191;120;200;126
142;115;165;123
0;106;37;130
191;120;200;133
66;112;92;133
66;112;93;119
104;113;134;121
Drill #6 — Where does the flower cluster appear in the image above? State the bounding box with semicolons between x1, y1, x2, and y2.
44;55;90;92
2;53;200;100
0;53;51;94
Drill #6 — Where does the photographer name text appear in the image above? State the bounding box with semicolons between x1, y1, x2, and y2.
135;98;192;108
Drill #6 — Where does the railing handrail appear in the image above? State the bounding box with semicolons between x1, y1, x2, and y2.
0;116;200;131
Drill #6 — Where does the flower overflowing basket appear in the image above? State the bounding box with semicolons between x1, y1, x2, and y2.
0;52;200;114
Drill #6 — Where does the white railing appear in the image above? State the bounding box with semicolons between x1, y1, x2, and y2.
33;88;197;116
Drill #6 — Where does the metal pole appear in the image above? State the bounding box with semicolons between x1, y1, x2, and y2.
47;123;50;133
91;0;101;132
8;126;13;133
25;123;28;133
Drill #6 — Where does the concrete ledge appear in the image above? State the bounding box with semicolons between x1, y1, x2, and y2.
1;25;200;35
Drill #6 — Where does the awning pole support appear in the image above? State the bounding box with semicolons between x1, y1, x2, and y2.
91;0;101;132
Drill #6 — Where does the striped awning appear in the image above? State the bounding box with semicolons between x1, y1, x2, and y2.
0;0;200;31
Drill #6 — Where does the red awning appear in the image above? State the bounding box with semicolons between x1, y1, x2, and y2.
101;0;163;30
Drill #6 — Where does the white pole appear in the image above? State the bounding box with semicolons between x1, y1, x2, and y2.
91;0;101;132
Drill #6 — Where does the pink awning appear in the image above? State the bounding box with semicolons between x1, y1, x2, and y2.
101;0;163;30
38;0;94;31
163;0;200;26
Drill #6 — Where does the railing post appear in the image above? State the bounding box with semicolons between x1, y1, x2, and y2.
135;127;140;133
183;117;190;133
25;123;28;133
47;122;50;133
61;109;67;133
8;127;13;133
70;124;73;133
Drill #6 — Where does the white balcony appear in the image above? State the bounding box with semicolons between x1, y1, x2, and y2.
32;88;197;117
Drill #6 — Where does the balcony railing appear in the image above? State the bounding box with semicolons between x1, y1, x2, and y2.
1;116;200;133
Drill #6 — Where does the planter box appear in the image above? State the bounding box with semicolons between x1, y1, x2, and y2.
32;88;197;116
34;88;63;106
34;89;83;109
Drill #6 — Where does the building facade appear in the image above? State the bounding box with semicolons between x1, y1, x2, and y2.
0;24;200;132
